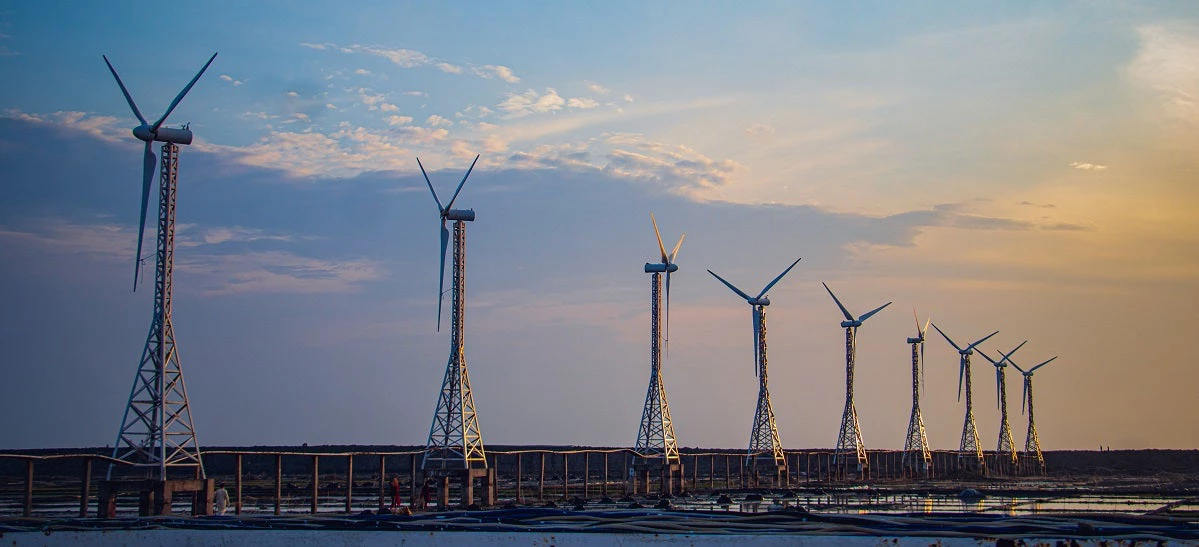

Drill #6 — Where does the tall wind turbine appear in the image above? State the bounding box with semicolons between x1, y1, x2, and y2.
1011;355;1058;474
419;155;489;474
978;341;1027;472
634;214;684;469
822;283;891;473
708;258;802;479
931;323;998;472
902;311;933;475
103;53;217;481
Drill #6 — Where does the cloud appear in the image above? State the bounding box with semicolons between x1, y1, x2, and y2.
497;88;566;117
3;109;126;143
585;81;610;95
1126;24;1199;124
567;97;599;110
219;74;243;86
744;123;776;140
354;68;372;76
386;115;414;126
426;115;452;127
435;62;463;74
473;65;520;83
286;91;299;97
1070;161;1108;171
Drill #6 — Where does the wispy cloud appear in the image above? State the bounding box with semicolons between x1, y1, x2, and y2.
1126;24;1199;124
3;109;126;143
473;65;520;83
219;74;244;86
303;42;515;82
1070;161;1108;171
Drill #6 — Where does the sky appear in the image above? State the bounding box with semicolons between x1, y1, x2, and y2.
0;1;1197;451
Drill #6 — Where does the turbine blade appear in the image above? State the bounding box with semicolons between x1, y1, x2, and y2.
1021;379;1029;415
976;348;999;366
651;213;668;263
858;301;892;323
669;233;685;263
151;52;218;132
102;55;147;126
417;157;444;211
932;323;964;352
913;308;920;335
957;358;965;402
757;257;801;299
1010;360;1028;374
444;154;479;211
966;330;1000;352
708;270;752;301
437;222;448;332
664;270;672;358
996;367;1002;411
923;317;931;337
1000;340;1028;365
133;141;156;291
821;282;854;322
920;341;926;395
1030;356;1059;373
752;306;761;377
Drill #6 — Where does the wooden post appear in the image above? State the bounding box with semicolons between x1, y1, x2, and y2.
538;452;546;501
583;452;590;500
24;459;33;517
78;457;92;518
311;455;320;514
235;454;243;515
516;453;523;504
345;455;354;513
724;455;731;490
378;455;386;509
562;452;569;500
409;454;418;506
602;452;609;498
708;455;715;491
691;455;698;491
274;454;282;515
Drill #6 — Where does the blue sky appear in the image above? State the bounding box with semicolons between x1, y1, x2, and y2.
1;2;1197;451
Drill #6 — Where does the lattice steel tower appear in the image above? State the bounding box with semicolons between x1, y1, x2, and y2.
708;258;801;473
634;215;683;465
979;342;1027;472
1012;356;1058;474
822;283;891;473
419;156;488;471
931;324;998;473
902;312;932;475
102;53;217;480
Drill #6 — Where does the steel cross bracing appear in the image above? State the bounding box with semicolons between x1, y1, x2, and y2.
634;272;680;463
996;365;1018;468
902;342;932;474
423;220;487;470
958;354;986;471
108;143;204;480
1024;378;1045;472
746;307;785;467
833;327;867;470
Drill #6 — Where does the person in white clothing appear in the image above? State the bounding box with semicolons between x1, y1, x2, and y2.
213;483;230;515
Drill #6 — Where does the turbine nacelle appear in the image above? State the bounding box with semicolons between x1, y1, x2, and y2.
748;296;770;307
840;319;862;328
644;262;679;273
906;336;924;344
131;124;194;145
443;209;476;222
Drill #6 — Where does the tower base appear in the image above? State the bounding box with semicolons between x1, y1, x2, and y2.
97;478;213;518
421;468;497;509
630;460;684;496
745;458;788;488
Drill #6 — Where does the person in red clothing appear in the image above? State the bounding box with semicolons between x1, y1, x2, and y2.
389;475;401;511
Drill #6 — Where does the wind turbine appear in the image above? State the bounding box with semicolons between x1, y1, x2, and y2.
418;155;490;477
822;283;891;474
902;310;933;475
931;323;998;473
634;214;684;475
978;341;1028;473
1011;355;1059;474
708;257;802;481
102;53;217;482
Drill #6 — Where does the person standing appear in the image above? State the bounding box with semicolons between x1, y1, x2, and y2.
389;475;402;511
213;483;230;515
